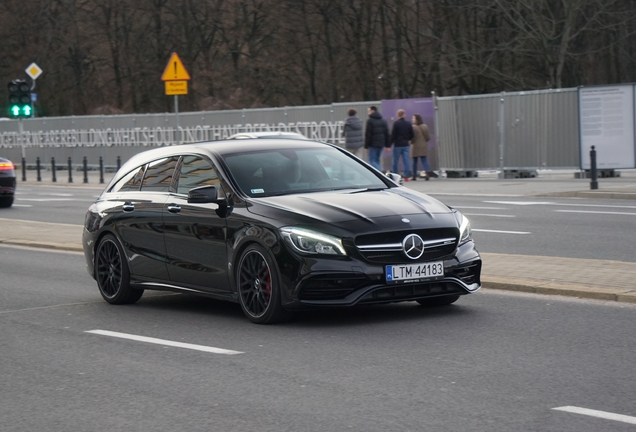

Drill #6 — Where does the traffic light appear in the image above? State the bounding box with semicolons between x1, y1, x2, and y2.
7;80;32;117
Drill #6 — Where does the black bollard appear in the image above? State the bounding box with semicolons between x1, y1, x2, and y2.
117;156;121;171
590;146;598;190
51;157;57;182
36;157;41;182
99;156;104;184
21;157;26;181
68;157;73;183
83;156;88;184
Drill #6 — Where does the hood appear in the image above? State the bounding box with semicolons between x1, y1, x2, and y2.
248;188;453;229
369;112;383;120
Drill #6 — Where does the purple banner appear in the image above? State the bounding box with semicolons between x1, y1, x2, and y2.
380;98;438;172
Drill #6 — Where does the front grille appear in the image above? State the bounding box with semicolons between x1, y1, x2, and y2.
355;228;458;264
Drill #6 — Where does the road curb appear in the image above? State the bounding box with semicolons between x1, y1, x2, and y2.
482;277;636;304
535;191;636;200
0;239;83;253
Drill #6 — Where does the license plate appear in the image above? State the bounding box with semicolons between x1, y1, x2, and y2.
386;261;444;284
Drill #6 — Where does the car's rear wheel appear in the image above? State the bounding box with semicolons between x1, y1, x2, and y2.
237;244;291;324
95;234;144;304
0;196;13;208
416;295;460;307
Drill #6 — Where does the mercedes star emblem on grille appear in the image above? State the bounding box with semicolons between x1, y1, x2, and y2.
402;234;425;259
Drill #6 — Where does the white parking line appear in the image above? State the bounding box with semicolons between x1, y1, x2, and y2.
11;204;33;207
555;210;636;216
85;330;243;355
553;406;636;425
472;229;530;234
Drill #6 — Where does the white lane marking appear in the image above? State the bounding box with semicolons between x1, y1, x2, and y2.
463;213;515;218
11;204;33;207
85;330;243;355
555;210;636;216
553;406;636;425
472;229;531;234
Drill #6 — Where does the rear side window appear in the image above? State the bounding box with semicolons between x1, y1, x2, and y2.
141;157;179;192
111;165;145;193
176;156;223;196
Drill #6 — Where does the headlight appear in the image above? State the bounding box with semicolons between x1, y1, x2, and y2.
280;227;346;256
455;211;472;245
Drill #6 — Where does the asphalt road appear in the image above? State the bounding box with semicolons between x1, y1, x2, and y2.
4;184;635;262
2;245;636;431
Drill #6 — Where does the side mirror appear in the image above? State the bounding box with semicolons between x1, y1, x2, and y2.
385;171;404;186
187;185;219;204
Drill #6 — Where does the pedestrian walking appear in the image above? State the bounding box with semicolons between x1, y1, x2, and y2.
390;109;414;180
410;113;431;180
342;108;364;158
364;106;390;171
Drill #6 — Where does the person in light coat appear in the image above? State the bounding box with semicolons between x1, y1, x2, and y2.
410;114;431;180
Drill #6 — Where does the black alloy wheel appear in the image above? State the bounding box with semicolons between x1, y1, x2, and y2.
237;244;291;324
95;234;144;304
416;295;460;307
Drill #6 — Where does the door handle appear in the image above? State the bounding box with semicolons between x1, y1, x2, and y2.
167;204;181;213
122;203;135;212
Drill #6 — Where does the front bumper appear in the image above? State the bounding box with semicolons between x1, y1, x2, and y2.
280;241;481;310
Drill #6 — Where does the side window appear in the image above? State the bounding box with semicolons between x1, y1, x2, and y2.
111;165;145;193
176;156;224;196
141;157;179;192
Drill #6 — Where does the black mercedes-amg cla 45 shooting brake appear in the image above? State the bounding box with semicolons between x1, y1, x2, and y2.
82;138;481;323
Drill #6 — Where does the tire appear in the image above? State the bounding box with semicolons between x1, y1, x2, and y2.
416;295;460;307
236;244;291;324
0;196;13;208
94;234;144;304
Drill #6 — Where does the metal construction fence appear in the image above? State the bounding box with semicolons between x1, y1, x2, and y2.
0;88;582;174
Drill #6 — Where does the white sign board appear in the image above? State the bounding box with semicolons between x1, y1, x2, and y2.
579;85;635;169
25;63;43;80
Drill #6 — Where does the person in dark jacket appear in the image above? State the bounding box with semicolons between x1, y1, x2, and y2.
390;109;414;180
364;106;390;171
342;108;364;158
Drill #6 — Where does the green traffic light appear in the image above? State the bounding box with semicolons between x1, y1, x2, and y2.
9;104;32;117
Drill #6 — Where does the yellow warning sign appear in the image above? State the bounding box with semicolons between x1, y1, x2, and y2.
165;81;188;95
161;53;190;81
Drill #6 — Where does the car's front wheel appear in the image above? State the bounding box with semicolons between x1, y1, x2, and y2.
416;295;460;307
237;244;291;324
95;234;144;304
0;196;13;208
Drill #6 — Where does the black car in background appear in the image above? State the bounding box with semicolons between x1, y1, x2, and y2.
0;157;16;208
82;139;481;324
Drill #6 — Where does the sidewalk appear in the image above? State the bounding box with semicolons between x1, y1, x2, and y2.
5;170;636;304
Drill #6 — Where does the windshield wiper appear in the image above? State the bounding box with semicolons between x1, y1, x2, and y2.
349;187;387;194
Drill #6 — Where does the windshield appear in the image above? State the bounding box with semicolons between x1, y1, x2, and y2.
223;147;389;197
